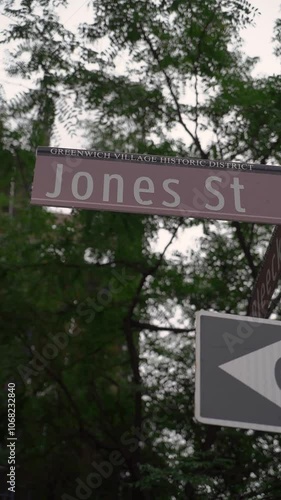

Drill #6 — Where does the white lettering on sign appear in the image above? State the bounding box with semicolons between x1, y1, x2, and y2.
205;176;225;211
204;176;245;214
47;148;255;171
230;178;245;213
103;174;124;203
72;172;94;200
46;165;183;208
46;163;63;198
46;165;247;216
134;177;154;205
162;179;180;207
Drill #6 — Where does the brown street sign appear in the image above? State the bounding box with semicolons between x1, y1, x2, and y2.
247;226;281;318
31;147;281;225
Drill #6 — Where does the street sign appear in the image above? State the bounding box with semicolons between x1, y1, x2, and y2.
247;226;281;318
31;147;281;225
195;310;281;433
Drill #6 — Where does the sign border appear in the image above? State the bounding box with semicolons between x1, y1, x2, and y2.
195;310;281;433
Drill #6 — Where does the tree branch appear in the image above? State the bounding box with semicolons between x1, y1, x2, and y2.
131;320;194;335
121;220;183;482
140;27;207;158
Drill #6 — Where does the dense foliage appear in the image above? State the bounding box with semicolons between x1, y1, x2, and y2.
1;0;281;498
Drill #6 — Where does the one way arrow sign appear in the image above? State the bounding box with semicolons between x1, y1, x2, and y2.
195;311;281;433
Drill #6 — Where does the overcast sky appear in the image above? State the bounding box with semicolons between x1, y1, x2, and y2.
1;0;280;102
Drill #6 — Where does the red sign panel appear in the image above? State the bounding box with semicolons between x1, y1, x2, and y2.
247;226;281;317
31;147;281;225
